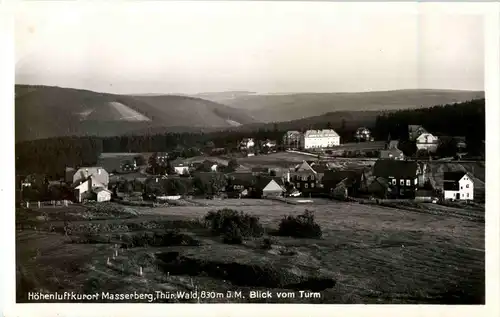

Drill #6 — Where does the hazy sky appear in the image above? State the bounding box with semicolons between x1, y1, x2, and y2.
15;2;484;94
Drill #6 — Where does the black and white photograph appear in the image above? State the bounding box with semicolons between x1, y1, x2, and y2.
3;0;500;315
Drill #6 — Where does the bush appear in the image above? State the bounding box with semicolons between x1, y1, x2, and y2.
204;208;264;241
222;222;243;244
278;210;322;239
261;237;274;250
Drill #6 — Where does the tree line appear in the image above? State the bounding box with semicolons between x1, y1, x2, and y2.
16;99;485;179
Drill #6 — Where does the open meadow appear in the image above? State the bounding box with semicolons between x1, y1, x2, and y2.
16;199;484;304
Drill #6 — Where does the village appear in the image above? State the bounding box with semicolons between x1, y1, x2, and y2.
17;124;485;209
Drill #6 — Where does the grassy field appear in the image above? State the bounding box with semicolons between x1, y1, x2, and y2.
16;199;484;304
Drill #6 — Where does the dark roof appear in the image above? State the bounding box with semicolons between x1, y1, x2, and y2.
373;160;418;178
307;161;330;173
443;171;467;182
443;182;459;191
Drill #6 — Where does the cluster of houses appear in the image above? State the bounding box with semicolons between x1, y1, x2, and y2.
19;123;476;204
239;138;277;156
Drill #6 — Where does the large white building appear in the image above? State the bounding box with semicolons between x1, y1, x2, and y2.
301;129;340;149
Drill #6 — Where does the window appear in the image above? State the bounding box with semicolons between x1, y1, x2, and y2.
392;179;396;185
467;193;469;198
296;183;300;188
305;184;308;188
461;186;463;190
400;179;404;186
311;175;315;181
466;184;469;188
414;178;418;185
302;176;307;181
311;183;315;188
406;180;410;186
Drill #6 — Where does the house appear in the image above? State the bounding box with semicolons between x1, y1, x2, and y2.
372;160;419;198
70;167;109;188
301;129;340;149
287;160;330;196
261;139;277;150
240;138;255;150
226;172;256;198
443;171;474;201
93;187;112;202
322;169;368;199
174;164;190;175
355;127;373;142
379;148;405;160
408;125;428;141
283;131;303;149
251;177;285;198
72;175;107;203
416;133;439;153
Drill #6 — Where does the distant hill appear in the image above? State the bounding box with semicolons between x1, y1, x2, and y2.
187;91;257;103
220;89;485;122
15;85;258;142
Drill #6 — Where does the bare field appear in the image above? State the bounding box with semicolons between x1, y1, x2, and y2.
16;200;484;304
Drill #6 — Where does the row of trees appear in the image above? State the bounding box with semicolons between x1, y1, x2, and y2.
16;99;485;179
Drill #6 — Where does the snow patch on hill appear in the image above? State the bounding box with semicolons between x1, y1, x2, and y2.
108;102;151;121
226;119;242;127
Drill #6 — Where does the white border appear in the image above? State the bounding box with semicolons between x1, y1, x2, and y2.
2;1;499;317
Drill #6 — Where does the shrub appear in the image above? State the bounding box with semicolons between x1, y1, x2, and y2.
278;210;322;239
261;237;274;250
222;222;243;244
204;208;264;241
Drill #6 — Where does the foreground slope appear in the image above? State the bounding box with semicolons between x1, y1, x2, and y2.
222;89;485;123
15;85;257;141
16;200;484;304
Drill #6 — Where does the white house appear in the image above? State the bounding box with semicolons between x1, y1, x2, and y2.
174;164;190;175
301;129;340;149
416;133;439;153
240;138;255;149
73;175;106;203
443;171;474;201
94;187;112;202
69;167;109;187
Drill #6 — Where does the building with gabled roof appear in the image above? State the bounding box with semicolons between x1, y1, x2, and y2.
443;171;474;201
373;159;419;198
301;129;340;149
408;125;428;141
